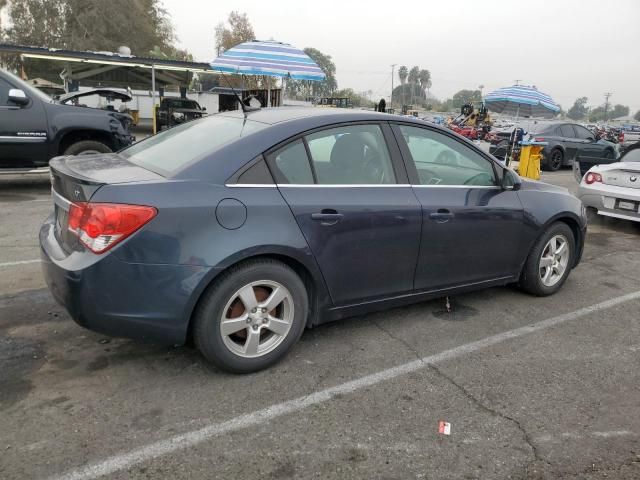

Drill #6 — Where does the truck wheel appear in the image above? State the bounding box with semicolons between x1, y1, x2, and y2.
63;140;112;156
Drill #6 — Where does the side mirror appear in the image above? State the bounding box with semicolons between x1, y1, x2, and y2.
501;168;522;191
201;106;206;111
8;88;29;106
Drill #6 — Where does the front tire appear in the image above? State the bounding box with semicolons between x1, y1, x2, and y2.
519;222;574;296
193;259;308;373
63;140;112;156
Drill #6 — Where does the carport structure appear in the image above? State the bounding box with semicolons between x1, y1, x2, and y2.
0;43;214;131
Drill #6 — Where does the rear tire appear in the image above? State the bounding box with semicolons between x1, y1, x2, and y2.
63;140;112;156
545;148;563;171
193;259;308;373
519;222;574;296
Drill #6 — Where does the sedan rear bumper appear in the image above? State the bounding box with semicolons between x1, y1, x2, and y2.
578;183;640;223
40;216;217;345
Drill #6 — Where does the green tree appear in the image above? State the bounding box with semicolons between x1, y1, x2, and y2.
285;47;337;99
589;103;630;122
634;110;640;121
408;66;419;104
610;104;629;119
214;11;254;55
567;97;588;120
451;89;482;109
418;69;431;95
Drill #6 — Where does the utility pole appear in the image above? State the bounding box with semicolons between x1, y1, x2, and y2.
514;79;522;86
604;92;612;123
390;64;396;112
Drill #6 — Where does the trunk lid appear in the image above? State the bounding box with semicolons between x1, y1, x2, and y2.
49;153;163;252
599;162;640;189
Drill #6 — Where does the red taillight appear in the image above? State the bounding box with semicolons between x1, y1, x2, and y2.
67;202;157;253
619;132;624;142
585;172;603;185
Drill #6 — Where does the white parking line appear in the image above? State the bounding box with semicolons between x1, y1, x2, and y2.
48;290;640;480
0;259;41;268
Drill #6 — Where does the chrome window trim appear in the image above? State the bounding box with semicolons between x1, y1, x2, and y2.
225;184;278;188
277;184;412;188
412;185;501;189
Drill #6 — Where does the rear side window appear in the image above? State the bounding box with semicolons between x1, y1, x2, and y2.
305;124;396;185
121;116;265;175
560;125;576;138
268;140;314;184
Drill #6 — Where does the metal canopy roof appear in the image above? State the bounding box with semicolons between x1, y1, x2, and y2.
0;43;213;73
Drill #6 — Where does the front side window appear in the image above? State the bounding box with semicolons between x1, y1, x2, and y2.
305;124;396;184
398;125;496;186
574;125;594;140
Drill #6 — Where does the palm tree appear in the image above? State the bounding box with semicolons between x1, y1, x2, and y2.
398;66;408;106
408;66;419;105
419;69;431;102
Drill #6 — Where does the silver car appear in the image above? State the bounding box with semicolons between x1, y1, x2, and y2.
576;147;640;222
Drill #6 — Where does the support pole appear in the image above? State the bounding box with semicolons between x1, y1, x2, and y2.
151;65;157;134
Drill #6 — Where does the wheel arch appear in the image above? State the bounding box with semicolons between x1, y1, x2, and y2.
56;129;115;154
540;213;584;267
184;248;330;344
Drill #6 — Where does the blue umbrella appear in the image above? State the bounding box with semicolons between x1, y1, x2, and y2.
484;85;560;118
211;40;325;81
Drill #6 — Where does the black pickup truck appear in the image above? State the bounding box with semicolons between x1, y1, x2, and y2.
0;68;134;169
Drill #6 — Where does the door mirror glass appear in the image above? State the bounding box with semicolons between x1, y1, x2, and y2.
8;88;29;106
501;168;521;190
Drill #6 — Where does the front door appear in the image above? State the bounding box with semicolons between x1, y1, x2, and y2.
0;76;49;168
392;124;525;291
266;123;422;306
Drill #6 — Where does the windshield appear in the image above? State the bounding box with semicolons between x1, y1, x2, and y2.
621;148;640;162
120;115;266;176
3;69;55;104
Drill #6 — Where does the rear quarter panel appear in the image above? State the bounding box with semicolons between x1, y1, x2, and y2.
90;181;329;325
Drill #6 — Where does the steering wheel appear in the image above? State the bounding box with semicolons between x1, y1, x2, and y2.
434;150;458;166
463;172;494;186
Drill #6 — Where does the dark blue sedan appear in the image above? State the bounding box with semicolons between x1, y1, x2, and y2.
40;108;586;373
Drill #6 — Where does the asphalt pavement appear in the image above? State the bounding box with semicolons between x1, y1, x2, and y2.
1;169;639;480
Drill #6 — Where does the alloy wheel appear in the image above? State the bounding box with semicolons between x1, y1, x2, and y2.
219;280;294;358
539;234;570;287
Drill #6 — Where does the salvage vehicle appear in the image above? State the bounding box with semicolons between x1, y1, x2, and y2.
40;108;586;373
490;122;618;171
576;144;640;223
155;97;206;131
0;68;135;169
57;87;135;129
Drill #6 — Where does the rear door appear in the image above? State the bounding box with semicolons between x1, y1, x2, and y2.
266;122;422;306
559;124;579;161
0;76;49;167
392;123;524;291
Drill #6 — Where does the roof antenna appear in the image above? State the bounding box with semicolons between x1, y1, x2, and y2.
216;71;259;118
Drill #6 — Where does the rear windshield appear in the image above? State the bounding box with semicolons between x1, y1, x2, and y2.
120;115;266;176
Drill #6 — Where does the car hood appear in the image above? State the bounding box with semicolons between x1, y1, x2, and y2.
58;88;133;104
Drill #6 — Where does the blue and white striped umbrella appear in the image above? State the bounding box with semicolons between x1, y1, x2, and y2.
484;85;560;118
210;40;326;81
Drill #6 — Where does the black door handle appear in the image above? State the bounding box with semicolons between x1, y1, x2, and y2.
429;209;454;223
311;209;343;225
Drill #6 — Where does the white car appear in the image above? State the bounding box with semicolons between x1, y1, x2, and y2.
576;147;640;222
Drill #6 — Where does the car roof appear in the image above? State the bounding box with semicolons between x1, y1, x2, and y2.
216;107;421;126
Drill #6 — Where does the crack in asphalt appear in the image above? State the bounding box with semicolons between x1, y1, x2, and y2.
371;317;549;479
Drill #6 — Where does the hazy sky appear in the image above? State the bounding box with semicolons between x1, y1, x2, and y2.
163;0;640;114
